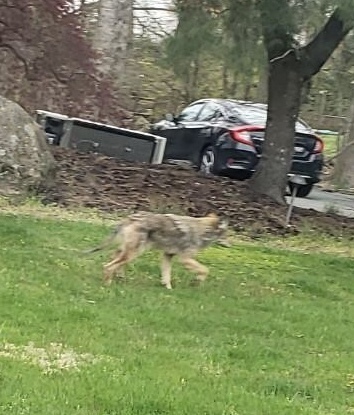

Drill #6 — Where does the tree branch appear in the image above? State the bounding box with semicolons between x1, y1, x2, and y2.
300;8;354;80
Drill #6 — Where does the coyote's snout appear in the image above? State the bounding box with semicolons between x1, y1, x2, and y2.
84;211;229;289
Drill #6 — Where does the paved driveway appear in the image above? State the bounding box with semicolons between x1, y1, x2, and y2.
286;187;354;218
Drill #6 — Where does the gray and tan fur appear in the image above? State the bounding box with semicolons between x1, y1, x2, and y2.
84;211;229;289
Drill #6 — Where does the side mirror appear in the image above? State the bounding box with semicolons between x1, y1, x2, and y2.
165;113;175;123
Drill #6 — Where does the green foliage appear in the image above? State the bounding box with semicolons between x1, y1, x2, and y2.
303;31;354;126
0;212;354;414
337;0;354;26
257;0;297;57
163;1;222;100
222;0;265;96
159;0;266;103
123;37;188;123
169;1;220;60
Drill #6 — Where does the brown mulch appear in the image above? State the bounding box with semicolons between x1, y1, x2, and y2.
39;147;354;237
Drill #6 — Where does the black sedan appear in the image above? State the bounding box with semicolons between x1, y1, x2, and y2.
150;98;324;198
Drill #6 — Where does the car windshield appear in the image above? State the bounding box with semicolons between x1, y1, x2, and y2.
223;102;311;133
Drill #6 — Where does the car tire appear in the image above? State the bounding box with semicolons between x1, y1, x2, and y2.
199;146;216;175
288;182;314;198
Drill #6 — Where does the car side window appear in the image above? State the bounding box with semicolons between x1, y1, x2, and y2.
177;103;205;122
197;103;222;122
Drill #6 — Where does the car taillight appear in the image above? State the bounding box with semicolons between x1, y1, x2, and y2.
229;129;255;147
313;136;324;153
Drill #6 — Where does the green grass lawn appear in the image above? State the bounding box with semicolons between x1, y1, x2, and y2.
321;133;341;159
1;211;354;414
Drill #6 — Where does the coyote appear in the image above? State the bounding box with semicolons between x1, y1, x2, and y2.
84;211;229;289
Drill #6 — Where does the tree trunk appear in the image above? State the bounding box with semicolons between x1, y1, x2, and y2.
93;0;133;80
249;51;303;204
249;7;353;203
256;66;268;103
333;93;354;189
222;65;229;96
243;80;252;101
80;1;99;39
189;58;200;102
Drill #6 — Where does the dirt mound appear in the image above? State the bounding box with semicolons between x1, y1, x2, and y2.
40;147;354;236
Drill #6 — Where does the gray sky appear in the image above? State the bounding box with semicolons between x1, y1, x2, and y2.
134;0;177;38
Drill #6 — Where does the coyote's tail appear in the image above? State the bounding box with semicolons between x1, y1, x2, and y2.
82;223;123;255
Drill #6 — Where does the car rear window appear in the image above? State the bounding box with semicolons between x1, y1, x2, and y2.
223;102;311;133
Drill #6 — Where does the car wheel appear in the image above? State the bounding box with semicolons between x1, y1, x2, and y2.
199;146;216;175
288;182;314;198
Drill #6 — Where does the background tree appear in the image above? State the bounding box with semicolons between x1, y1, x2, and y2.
0;0;130;124
163;0;221;102
303;32;354;129
333;82;354;188
93;0;134;81
161;0;265;103
240;1;354;203
221;0;265;100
